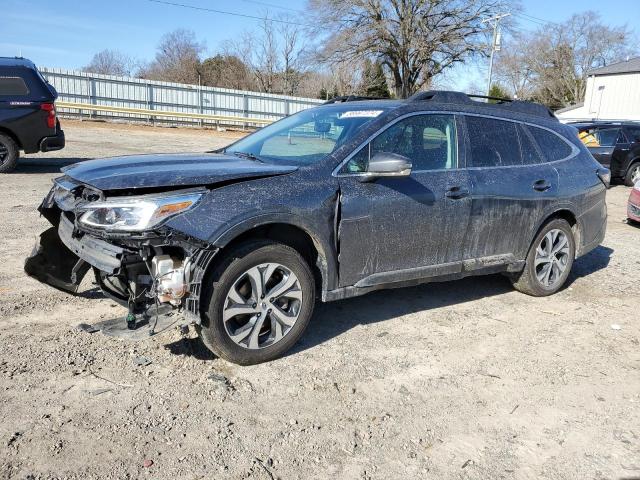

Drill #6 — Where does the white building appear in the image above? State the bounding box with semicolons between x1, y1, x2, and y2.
555;57;640;122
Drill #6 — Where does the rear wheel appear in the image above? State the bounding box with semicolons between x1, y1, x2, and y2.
0;133;19;173
198;240;315;365
624;162;640;187
511;219;575;297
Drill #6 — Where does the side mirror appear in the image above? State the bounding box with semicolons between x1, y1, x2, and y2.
360;152;412;182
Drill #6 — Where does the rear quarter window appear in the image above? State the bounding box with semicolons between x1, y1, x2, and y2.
625;127;640;143
0;77;29;96
526;126;573;162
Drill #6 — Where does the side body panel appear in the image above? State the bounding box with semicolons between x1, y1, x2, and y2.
464;164;560;262
553;152;607;255
337;169;472;287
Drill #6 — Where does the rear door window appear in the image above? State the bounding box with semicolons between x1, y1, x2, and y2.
595;128;623;147
517;124;544;164
526;126;573;162
0;77;29;96
465;116;522;167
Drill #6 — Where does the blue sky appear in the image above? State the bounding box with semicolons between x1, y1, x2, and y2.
1;0;638;93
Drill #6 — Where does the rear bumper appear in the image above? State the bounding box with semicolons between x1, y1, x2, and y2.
39;129;65;152
628;189;640;222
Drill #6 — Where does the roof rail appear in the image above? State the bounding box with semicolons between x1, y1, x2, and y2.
322;95;386;105
408;90;556;120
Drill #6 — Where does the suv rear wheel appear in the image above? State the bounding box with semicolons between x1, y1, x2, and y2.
198;240;315;365
625;162;640;187
0;133;19;173
511;218;575;296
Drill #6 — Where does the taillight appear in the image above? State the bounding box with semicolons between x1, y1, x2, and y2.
597;168;611;189
41;102;56;129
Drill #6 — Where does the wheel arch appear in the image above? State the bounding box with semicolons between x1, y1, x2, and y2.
0;126;22;150
211;218;336;297
529;208;581;258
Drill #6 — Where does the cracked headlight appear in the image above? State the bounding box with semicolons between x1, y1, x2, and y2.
78;191;204;232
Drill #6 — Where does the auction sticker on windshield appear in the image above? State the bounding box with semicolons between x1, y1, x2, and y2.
338;110;383;119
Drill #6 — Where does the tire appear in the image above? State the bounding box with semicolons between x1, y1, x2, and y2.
0;133;19;173
624;162;640;187
197;239;315;365
511;218;576;297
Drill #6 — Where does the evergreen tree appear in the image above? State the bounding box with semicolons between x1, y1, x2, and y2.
360;60;391;98
488;84;511;103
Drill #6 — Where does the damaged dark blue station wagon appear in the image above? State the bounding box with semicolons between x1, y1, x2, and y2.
25;91;608;365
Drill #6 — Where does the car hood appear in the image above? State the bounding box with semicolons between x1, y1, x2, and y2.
61;153;298;191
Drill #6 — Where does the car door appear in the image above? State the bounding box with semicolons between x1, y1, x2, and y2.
589;127;624;168
462;116;560;265
336;113;471;287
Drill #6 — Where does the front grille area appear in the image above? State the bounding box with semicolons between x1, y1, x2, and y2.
628;202;640;219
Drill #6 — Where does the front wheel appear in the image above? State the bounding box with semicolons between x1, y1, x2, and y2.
198;240;315;365
511;219;576;297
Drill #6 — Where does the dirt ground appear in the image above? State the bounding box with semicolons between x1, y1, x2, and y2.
0;120;638;480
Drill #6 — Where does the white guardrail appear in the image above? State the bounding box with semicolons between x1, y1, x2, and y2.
41;67;324;128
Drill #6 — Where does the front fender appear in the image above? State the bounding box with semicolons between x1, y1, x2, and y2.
211;212;338;293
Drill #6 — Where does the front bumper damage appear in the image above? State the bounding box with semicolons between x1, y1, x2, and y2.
25;180;217;329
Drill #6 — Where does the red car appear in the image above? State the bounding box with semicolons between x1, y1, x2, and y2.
629;183;640;223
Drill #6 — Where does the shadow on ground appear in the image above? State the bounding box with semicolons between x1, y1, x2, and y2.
165;336;217;361
568;245;613;283
160;245;614;361
15;157;90;174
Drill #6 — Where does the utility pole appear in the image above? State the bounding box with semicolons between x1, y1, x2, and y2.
482;13;510;96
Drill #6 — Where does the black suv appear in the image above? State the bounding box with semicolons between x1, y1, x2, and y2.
25;91;608;365
0;57;65;173
572;121;640;186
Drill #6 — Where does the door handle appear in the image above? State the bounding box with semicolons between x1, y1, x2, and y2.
445;186;470;199
533;179;551;192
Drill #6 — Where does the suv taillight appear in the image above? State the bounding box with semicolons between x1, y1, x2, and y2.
41;102;56;129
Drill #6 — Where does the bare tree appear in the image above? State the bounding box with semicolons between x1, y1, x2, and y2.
140;29;204;84
227;18;280;93
309;0;509;98
83;50;137;76
496;12;634;107
278;19;306;95
494;32;536;99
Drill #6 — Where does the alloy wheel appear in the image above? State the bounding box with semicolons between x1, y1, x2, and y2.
631;165;640;185
222;262;303;349
534;229;571;288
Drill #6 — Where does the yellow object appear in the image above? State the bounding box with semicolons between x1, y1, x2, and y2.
579;130;600;147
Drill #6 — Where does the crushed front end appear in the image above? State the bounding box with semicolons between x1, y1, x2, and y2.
25;176;217;330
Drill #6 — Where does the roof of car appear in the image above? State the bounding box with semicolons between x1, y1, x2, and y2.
320;91;557;123
0;57;37;68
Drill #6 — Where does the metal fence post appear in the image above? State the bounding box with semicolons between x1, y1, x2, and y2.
89;77;97;119
285;99;290;117
147;83;154;125
242;94;249;130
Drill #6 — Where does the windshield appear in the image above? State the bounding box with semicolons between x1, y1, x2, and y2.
225;104;392;165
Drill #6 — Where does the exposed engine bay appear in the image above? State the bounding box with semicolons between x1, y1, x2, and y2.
24;176;217;332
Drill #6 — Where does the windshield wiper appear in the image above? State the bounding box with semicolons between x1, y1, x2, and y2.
230;151;265;163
